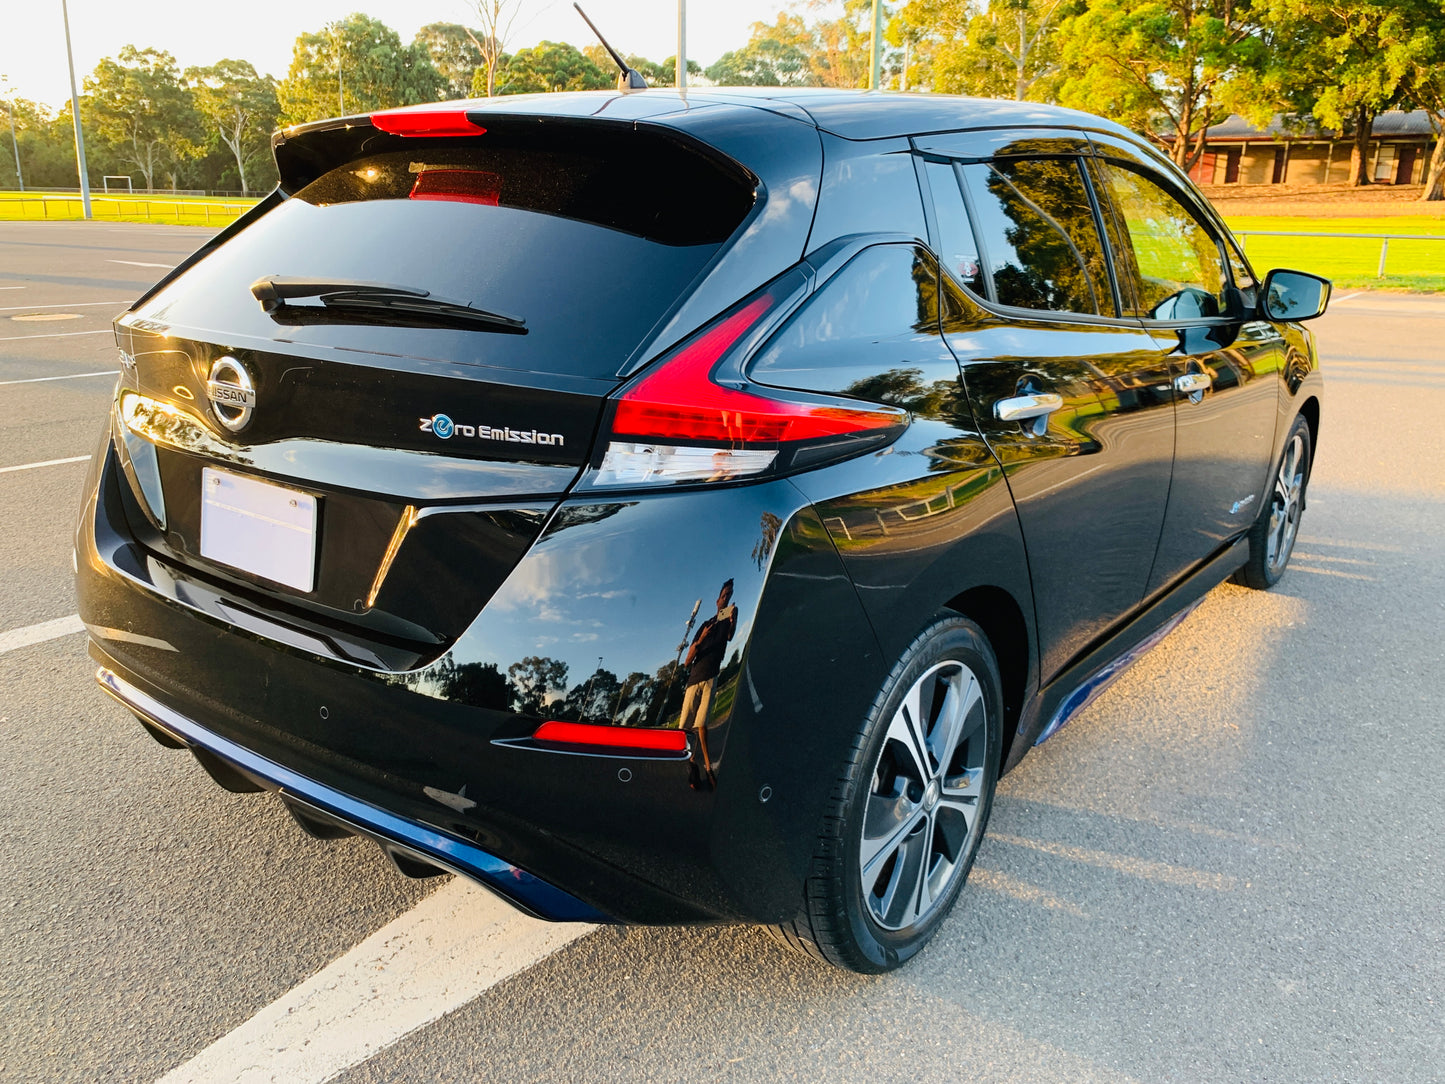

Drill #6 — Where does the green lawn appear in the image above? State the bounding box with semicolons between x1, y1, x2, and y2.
1224;215;1445;292
1;192;1440;290
0;191;259;226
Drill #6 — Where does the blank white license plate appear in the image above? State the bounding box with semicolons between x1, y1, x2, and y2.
200;467;318;592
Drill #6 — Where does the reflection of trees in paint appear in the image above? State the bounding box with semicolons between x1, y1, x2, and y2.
428;658;511;710
752;512;782;570
507;655;569;716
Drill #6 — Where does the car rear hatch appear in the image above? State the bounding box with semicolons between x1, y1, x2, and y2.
111;110;760;667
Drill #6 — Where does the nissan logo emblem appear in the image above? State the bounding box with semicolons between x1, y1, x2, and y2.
206;357;255;432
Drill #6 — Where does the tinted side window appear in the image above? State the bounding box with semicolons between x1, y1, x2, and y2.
750;246;962;417
1098;164;1229;321
960;158;1115;317
923;160;987;296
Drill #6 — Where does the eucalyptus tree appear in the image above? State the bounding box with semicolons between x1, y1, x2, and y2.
84;46;201;190
185;60;277;195
277;14;444;124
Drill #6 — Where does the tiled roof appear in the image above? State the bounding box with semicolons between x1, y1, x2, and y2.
1200;110;1437;141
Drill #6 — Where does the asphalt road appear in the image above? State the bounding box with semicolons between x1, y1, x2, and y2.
1;222;1441;1083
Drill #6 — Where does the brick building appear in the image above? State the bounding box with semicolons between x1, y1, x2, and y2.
1182;111;1438;186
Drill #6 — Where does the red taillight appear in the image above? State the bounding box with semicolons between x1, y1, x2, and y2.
371;108;487;138
532;721;688;754
409;168;501;206
612;294;905;446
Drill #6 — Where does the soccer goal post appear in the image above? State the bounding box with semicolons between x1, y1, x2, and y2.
102;175;133;194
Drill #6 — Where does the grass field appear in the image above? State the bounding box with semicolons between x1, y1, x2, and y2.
1224;215;1445;292
0;191;258;226
1;191;1440;290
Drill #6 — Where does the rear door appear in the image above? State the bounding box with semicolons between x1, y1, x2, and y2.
918;137;1177;680
1086;138;1282;594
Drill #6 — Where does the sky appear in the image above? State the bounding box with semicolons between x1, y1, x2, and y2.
0;0;814;110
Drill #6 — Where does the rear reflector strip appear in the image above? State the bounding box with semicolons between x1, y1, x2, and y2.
532;721;688;753
371;109;488;137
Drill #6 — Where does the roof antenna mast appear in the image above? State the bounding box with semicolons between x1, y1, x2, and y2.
573;3;648;91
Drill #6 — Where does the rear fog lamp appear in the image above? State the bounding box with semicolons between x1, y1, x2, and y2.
532;721;688;754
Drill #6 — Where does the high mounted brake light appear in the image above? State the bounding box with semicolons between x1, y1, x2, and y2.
585;271;908;488
370;108;487;138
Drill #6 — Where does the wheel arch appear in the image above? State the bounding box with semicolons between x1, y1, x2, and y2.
1298;395;1321;470
944;584;1030;775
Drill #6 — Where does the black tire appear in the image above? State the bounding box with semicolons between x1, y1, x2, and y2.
766;615;1001;973
1233;414;1312;590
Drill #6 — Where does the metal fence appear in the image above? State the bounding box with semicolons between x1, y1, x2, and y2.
0;195;254;225
1233;230;1444;278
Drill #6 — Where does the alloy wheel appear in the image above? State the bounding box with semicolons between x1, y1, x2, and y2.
1267;432;1306;573
859;661;990;931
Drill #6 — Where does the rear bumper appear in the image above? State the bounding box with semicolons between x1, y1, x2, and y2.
96;663;607;923
77;432;890;925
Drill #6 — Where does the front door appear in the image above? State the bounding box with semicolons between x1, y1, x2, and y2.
921;150;1176;681
1087;156;1282;594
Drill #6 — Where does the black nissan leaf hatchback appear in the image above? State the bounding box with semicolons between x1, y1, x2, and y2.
75;89;1328;973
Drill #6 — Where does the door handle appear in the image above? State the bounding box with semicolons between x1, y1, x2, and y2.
1174;372;1212;395
994;393;1063;422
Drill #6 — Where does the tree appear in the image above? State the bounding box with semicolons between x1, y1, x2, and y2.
414;23;486;99
897;0;1075;99
1399;0;1445;199
1056;0;1269;170
84;46;201;190
185;61;278;196
470;0;527;97
581;47;701;88
277;14;444;124
488;41;614;94
706;14;817;86
1258;0;1422;185
507;656;569;716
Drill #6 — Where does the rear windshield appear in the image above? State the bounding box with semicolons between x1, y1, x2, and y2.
136;131;756;380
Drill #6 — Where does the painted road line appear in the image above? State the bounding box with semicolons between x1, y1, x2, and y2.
0;286;25;290
0;370;118;386
0;300;127;312
1333;292;1364;304
0;614;85;656
155;878;596;1084
0;329;111;341
108;260;174;269
0;455;92;474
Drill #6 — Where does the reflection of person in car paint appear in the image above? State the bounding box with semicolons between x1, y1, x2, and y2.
679;579;737;788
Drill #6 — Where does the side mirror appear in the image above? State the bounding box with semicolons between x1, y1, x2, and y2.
1260;269;1331;322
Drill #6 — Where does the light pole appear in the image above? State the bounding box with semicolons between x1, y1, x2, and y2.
869;0;884;91
61;0;91;218
676;0;686;90
2;81;22;191
330;24;345;115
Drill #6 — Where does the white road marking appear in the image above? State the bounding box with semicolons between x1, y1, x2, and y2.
0;614;85;656
0;370;118;386
0;455;92;474
0;329;111;341
1333;292;1363;304
155;878;596;1084
0;286;26;290
11;313;83;322
108;259;174;269
0;300;126;312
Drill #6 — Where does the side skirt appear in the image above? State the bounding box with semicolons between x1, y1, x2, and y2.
1003;536;1248;772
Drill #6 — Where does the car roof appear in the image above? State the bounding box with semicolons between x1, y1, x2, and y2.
413;88;1146;146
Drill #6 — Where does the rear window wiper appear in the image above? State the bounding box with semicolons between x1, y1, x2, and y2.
250;276;526;334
